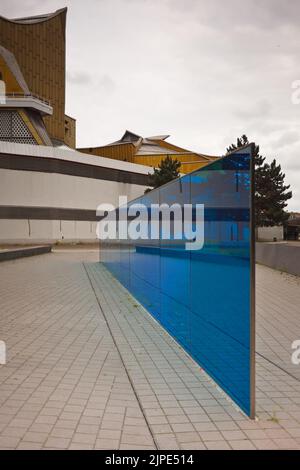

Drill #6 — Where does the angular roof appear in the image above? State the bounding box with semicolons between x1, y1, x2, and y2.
120;130;141;143
110;130;142;146
0;8;67;25
78;130;218;163
146;135;170;141
136;142;181;155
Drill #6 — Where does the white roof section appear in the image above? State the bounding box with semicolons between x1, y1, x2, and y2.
147;135;170;141
136;143;180;155
0;141;153;175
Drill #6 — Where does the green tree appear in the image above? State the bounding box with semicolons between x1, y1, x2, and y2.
226;135;292;227
145;156;181;193
258;159;292;226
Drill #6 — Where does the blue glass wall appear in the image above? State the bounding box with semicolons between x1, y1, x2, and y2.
100;146;255;417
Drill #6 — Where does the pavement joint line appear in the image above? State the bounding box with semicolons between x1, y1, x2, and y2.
255;351;300;384
82;261;158;450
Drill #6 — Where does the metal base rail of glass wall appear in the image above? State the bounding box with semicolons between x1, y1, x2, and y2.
100;144;255;418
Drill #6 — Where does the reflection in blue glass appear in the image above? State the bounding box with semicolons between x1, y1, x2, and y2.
100;147;254;417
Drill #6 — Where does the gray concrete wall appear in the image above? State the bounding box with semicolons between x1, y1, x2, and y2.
0;219;100;244
0;168;147;244
256;242;300;277
0;169;145;210
0;141;151;243
257;226;284;242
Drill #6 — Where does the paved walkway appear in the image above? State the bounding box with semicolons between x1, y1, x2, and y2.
0;251;299;450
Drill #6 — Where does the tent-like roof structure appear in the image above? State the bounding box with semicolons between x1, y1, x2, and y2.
78;130;219;174
0;8;67;25
104;130;215;160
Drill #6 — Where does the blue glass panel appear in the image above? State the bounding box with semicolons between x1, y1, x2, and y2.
100;146;254;417
128;191;161;320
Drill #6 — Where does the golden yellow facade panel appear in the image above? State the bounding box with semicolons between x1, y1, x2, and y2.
0;56;23;93
133;153;215;172
79;143;136;162
64;114;76;149
155;140;191;153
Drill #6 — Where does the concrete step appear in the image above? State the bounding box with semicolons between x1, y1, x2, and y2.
0;245;52;262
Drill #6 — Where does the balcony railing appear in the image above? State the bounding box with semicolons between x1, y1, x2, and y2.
0;92;53;115
4;92;51;106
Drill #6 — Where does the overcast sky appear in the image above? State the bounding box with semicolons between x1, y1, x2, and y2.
1;0;300;210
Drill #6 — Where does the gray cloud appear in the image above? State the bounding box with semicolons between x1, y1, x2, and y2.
1;0;300;209
234;100;272;121
98;75;116;94
271;130;300;150
67;71;116;94
67;71;92;85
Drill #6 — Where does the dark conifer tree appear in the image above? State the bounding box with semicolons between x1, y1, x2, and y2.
226;135;292;226
145;156;181;193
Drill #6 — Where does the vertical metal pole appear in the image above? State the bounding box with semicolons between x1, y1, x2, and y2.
250;142;256;419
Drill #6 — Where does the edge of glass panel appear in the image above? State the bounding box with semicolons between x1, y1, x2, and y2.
250;143;256;419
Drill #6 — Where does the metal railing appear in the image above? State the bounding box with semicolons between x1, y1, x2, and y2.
4;92;51;107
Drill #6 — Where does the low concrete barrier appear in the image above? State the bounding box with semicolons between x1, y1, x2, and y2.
0;245;52;262
256;242;300;277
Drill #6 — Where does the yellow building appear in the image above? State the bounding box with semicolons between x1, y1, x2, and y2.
0;8;76;147
79;130;219;173
0;45;53;145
